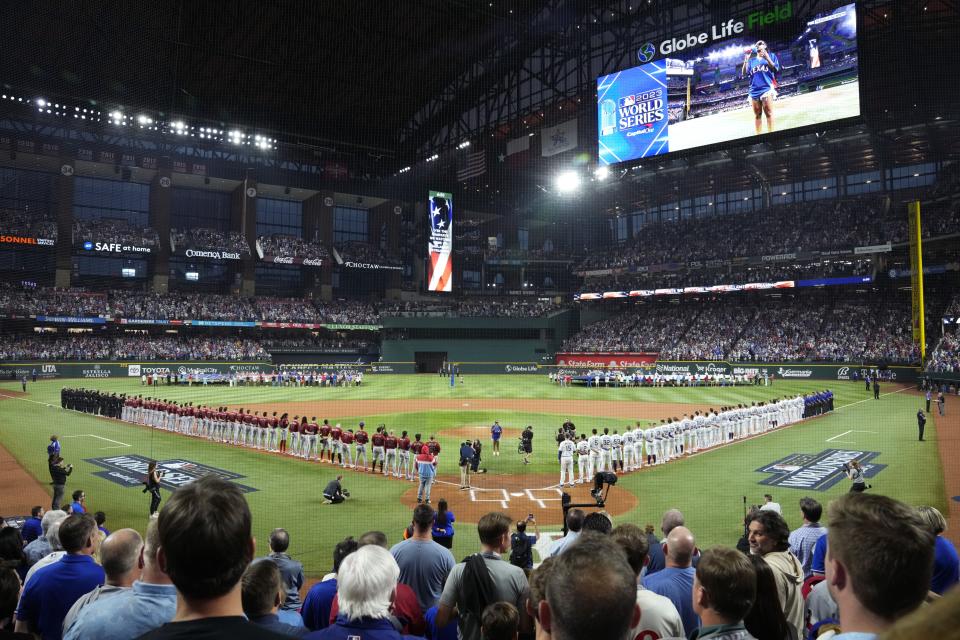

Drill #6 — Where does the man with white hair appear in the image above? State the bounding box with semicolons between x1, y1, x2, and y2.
23;510;67;569
304;544;420;639
23;518;68;585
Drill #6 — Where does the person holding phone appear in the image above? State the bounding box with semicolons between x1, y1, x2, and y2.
144;460;165;515
742;40;781;134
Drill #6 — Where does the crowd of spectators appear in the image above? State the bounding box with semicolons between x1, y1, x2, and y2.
335;241;402;267
72;219;160;249
258;235;329;262
564;298;923;364
0;334;269;361
927;295;960;373
0;285;107;317
106;291;258;321
579;259;874;295
0;208;57;241
171;228;251;256
3;477;956;640
254;297;325;323
576;191;960;274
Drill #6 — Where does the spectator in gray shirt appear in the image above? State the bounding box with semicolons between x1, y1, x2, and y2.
262;528;304;623
390;504;455;611
436;512;532;640
23;510;66;568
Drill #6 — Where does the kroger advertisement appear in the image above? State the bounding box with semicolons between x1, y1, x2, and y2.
598;2;860;164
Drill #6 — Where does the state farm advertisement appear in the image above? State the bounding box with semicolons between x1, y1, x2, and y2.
554;352;658;368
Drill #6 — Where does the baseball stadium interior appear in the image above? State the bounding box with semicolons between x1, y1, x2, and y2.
1;1;959;639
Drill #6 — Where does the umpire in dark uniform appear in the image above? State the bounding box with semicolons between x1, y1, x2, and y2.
873;378;880;400
917;410;927;441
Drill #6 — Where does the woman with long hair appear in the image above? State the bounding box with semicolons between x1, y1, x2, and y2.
432;499;455;549
845;459;869;492
741;40;781;135
143;460;164;516
744;554;798;640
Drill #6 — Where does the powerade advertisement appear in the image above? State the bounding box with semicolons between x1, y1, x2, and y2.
598;2;860;165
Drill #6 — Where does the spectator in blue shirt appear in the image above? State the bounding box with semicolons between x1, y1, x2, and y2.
241;560;307;637
642;526;700;637
788;497;827;578
301;537;359;631
917;506;959;596
47;435;60;459
21;506;44;544
423;605;458;640
94;511;110;538
15;513;105;640
69;491;86;515
63;518;177;640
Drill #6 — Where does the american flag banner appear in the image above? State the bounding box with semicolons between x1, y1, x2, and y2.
457;150;486;181
428;191;453;292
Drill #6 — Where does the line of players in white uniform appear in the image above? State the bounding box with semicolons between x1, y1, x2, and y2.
555;395;807;487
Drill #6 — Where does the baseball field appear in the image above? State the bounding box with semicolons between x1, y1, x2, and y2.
0;374;951;576
669;81;861;152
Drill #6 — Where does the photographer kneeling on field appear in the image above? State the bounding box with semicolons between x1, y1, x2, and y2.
323;475;349;505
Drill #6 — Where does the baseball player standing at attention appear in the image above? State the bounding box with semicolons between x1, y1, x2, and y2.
384;430;399;477
622;428;636;472
491;420;503;456
278;413;289;453
599;428;612;473
354;422;369;470
287;417;300;456
340;428;355;468
330;422;344;465
319;420;331;461
576;435;591;483
610;430;624;473
398;430;412;480
588;429;601;478
302;418;318;460
558;434;576;488
371;427;386;473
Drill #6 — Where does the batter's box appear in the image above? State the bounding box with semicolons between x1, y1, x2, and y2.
468;487;564;510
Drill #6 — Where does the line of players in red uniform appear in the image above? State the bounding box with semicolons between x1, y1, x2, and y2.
119;396;441;481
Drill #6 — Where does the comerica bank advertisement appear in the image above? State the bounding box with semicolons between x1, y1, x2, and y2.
598;2;860;164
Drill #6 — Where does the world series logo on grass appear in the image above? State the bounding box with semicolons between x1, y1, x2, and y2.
757;449;885;491
86;455;258;493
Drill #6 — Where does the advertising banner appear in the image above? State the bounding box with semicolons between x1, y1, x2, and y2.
180;248;243;261
260;255;324;267
555;352;659;367
428;191;453;292
0;235;55;247
80;241;153;255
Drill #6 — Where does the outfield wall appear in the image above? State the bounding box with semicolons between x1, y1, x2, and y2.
0;360;921;382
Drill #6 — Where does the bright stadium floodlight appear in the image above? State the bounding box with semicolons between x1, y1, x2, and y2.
36;98;47;107
229;130;243;144
594;166;610;181
109;110;122;122
554;170;580;193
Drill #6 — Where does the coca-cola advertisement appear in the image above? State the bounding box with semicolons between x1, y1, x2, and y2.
554;352;658;368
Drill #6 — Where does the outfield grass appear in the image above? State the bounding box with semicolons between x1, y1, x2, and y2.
0;375;939;573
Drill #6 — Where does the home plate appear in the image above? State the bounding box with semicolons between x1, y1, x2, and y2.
510;492;525;497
